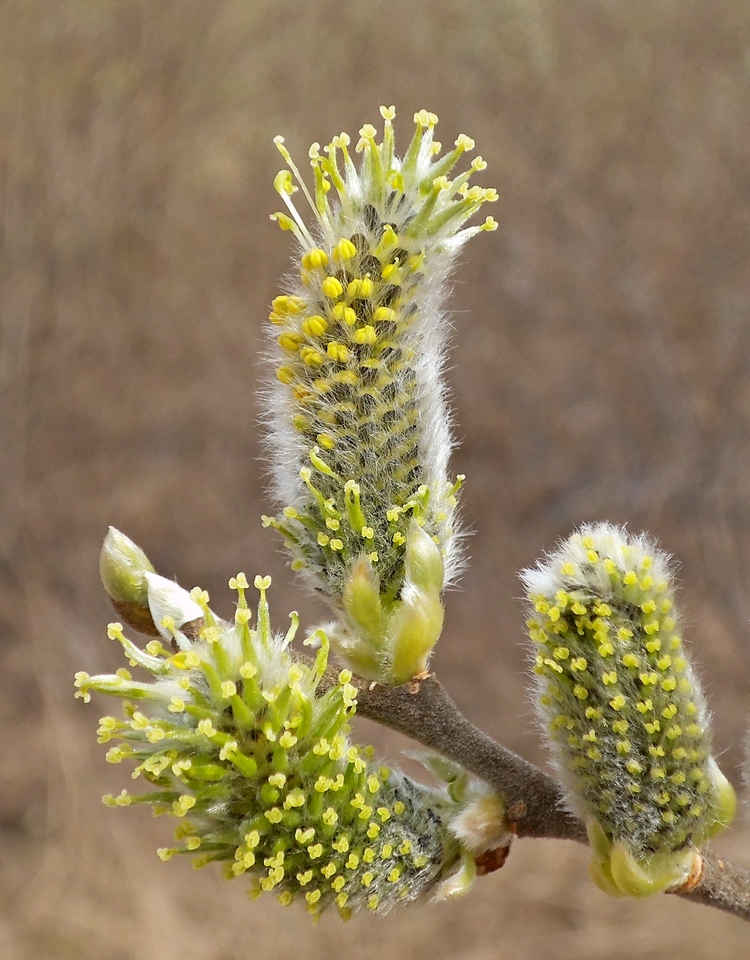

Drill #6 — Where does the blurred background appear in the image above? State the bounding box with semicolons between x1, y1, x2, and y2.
2;1;750;957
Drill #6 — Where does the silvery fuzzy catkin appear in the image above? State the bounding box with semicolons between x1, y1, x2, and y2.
78;529;509;920
522;523;736;897
262;107;497;684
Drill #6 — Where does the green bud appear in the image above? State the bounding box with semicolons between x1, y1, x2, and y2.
589;858;625;899
608;843;697;898
404;521;445;595
342;555;384;639
99;527;158;636
434;849;476;900
703;758;738;841
336;568;444;684
386;586;444;685
100;527;155;605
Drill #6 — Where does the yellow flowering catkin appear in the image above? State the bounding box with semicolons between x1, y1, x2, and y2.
263;107;497;683
81;529;510;920
523;523;736;897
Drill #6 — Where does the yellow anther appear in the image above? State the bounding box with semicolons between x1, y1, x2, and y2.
272;351;297;374
414;109;437;126
330;303;355;325
272;295;306;316
326;342;349;363
300;347;324;367
278;331;305;353
322;276;343;298
301;248;329;270
331;369;359;386
347;277;374;299
333;238;357;261
302;315;329;337
353;325;377;345
381;262;402;282
274;169;296;196
372;306;396;323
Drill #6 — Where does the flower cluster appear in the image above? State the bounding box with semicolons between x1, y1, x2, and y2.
523;524;736;897
263;107;497;683
77;530;508;920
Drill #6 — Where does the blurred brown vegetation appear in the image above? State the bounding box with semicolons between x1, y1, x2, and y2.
2;1;750;957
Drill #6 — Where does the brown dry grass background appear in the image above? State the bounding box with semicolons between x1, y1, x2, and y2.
2;1;750;957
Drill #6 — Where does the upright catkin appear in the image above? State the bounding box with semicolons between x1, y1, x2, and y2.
263;107;497;683
523;524;736;897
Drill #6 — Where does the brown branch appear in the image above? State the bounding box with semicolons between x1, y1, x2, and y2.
315;664;750;923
